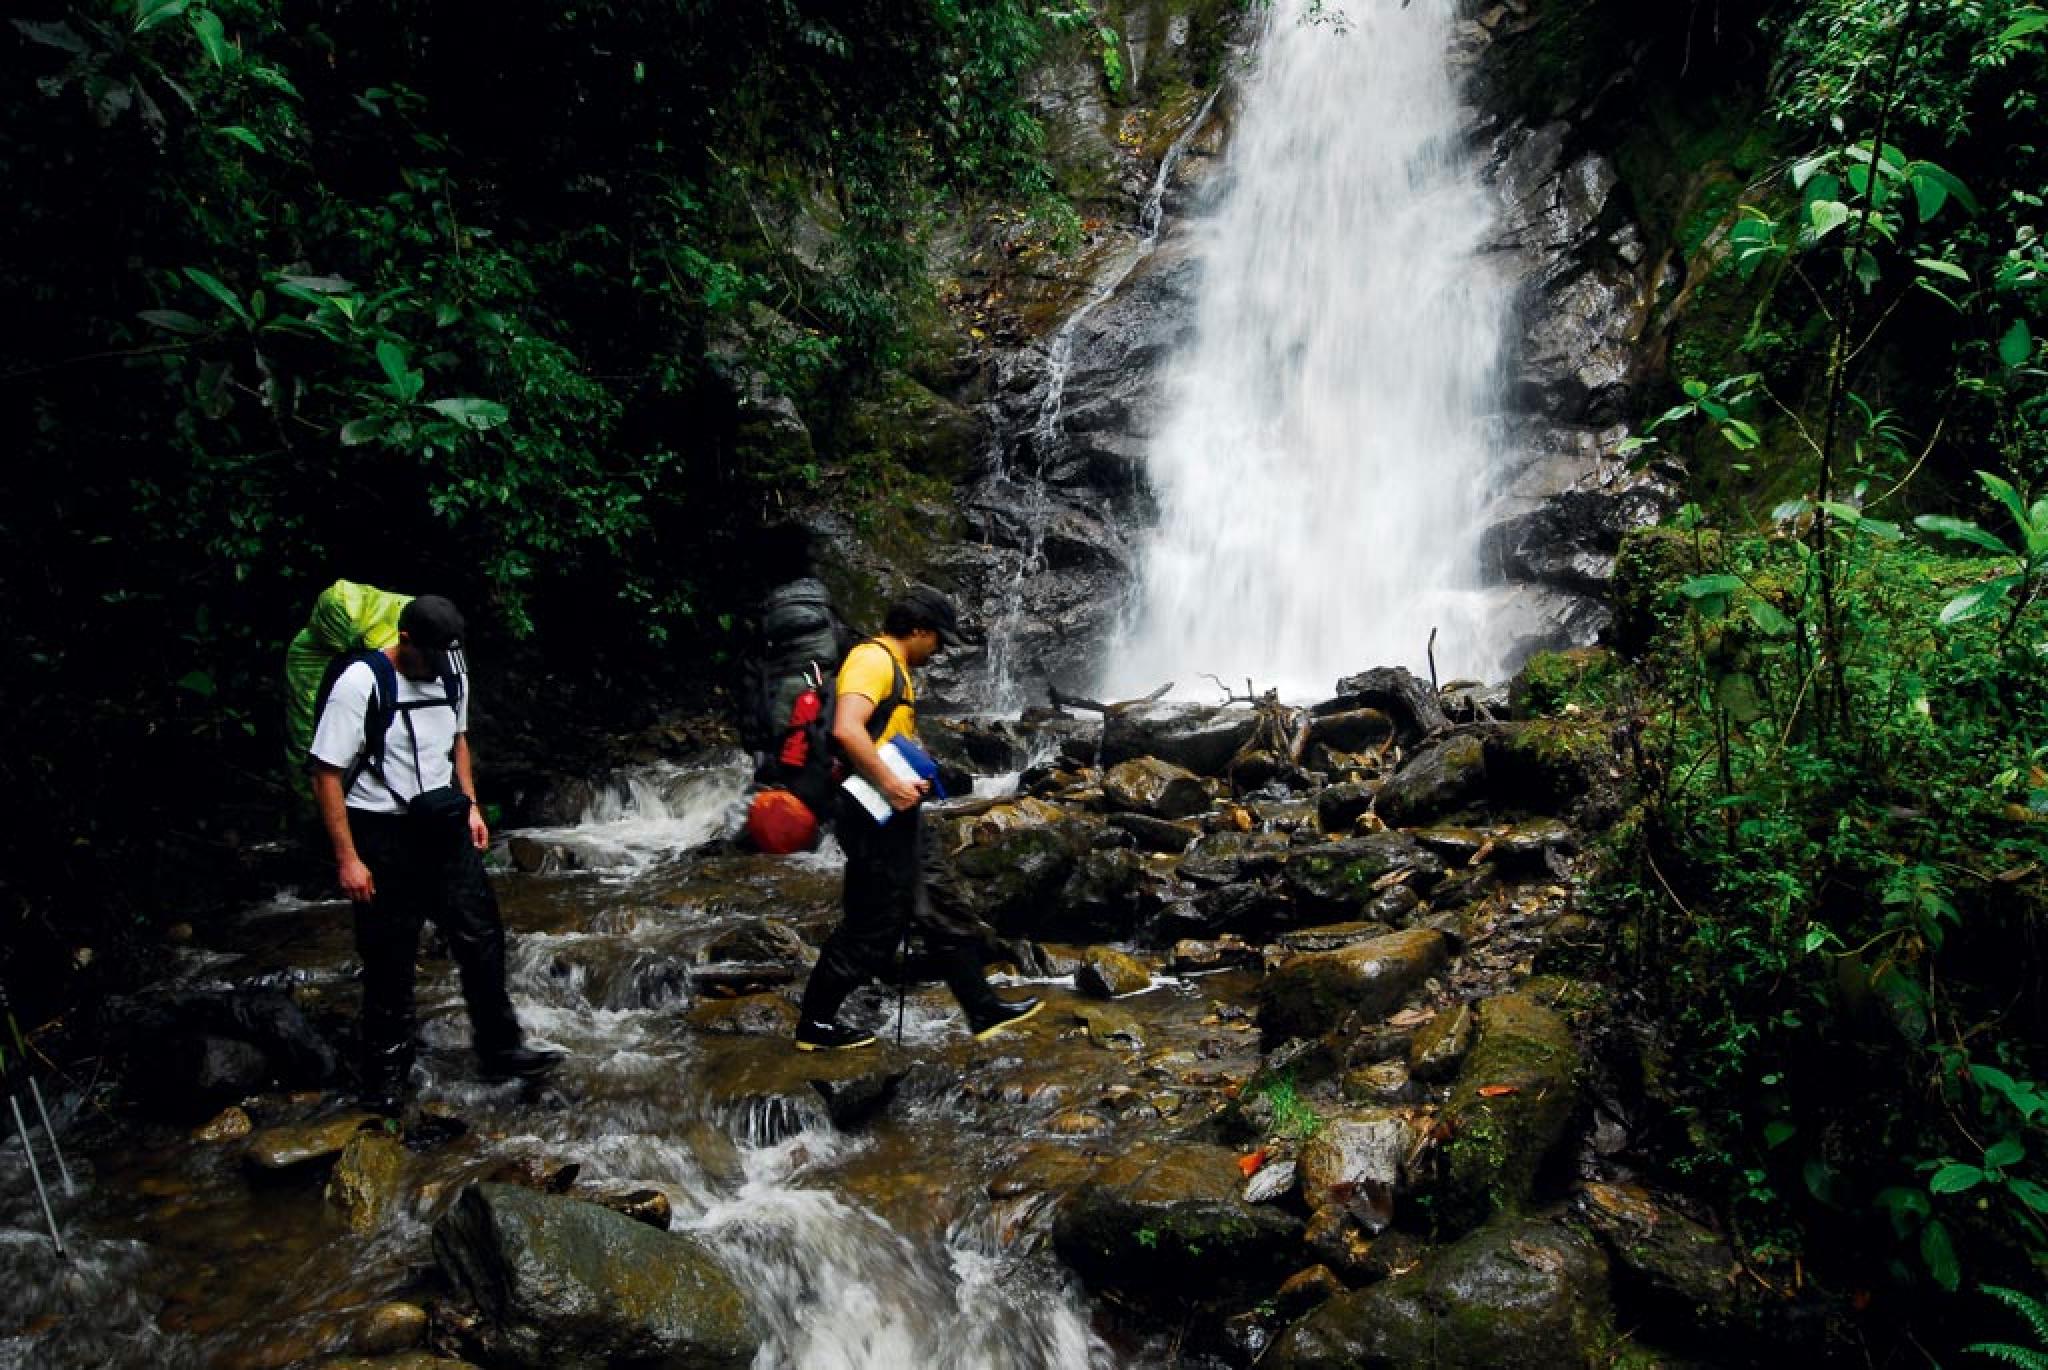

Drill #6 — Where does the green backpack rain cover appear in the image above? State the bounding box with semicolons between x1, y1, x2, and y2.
284;579;413;796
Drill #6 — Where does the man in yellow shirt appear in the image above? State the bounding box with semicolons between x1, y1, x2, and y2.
794;586;1041;1050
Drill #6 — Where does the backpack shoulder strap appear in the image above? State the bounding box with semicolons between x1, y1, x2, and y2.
330;649;400;796
859;639;911;743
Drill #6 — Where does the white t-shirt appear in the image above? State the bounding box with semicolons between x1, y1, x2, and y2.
309;658;470;814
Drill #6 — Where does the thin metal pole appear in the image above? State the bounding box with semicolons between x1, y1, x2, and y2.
7;1092;66;1260
0;983;72;1193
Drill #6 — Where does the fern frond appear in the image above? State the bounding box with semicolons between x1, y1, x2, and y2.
1983;1286;2048;1344
1962;1342;2048;1370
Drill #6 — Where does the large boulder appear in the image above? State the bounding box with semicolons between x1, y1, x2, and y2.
1374;733;1490;827
1052;1143;1305;1309
433;1183;755;1370
1099;704;1262;776
1315;667;1449;742
1280;834;1443;916
1102;757;1211;819
326;1130;408;1234
1258;929;1449;1046
1265;1213;1613;1369
930;820;1088;936
1298;1111;1415;1234
1179;830;1291;887
1485;721;1617;819
1576;1182;1741;1335
1438;988;1585;1226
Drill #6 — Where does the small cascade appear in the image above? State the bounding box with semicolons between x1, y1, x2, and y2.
1106;0;1524;700
980;90;1225;711
512;754;753;873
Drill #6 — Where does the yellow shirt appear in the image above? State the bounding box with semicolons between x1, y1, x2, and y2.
836;639;915;747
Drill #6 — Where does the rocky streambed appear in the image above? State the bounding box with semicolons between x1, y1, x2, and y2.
2;652;1760;1369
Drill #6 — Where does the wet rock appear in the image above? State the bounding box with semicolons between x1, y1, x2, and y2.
1342;1060;1413;1104
1277;1265;1349;1319
590;1187;673;1230
433;1183;755;1370
1577;1182;1740;1329
1258;929;1449;1046
193;1106;253;1143
1280;834;1443;915
325;1352;470;1370
1193;880;1295;936
1230;748;1306;794
688;963;795;997
1366;884;1423;927
1105;811;1200;853
1301;1205;1377;1280
1052;1142;1305;1308
1307;708;1395;753
1409;1002;1477;1083
1101;704;1261;776
1243;1157;1300;1205
934;821;1088;934
1414;826;1490;863
685;992;801;1038
1267;1213;1612;1370
1077;947;1152;998
108;987;344;1117
1048;1108;1114;1138
1299;1111;1415;1233
481;1155;580;1193
1440;989;1584;1225
1070;1003;1147;1052
1180;830;1291;886
506;836;564;874
1056;846;1158;935
348;1301;428;1356
1276;922;1384;955
1374;733;1490;826
811;1063;906;1131
680;1120;747;1192
1492;817;1578;866
1171;936;1259;973
1317;668;1449;742
326;1130;408;1233
1102;757;1212;820
1315;783;1379;834
1510;646;1620;719
1443;680;1512;723
245;1112;378;1170
702;920;810;966
1486;721;1616;818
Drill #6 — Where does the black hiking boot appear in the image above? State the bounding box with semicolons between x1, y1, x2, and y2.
965;996;1042;1041
477;1043;567;1081
795;1019;878;1052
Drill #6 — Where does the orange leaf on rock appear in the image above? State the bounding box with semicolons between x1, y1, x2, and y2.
1238;1150;1267;1178
1476;1084;1519;1098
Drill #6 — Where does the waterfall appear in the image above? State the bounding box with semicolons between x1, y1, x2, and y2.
1106;0;1517;701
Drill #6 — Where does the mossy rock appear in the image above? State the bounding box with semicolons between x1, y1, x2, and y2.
1372;734;1490;827
932;820;1090;937
1265;1212;1614;1369
433;1184;755;1370
1280;834;1443;914
1437;991;1585;1230
1051;1142;1305;1309
1609;527;1724;656
1257;929;1449;1046
1485;721;1615;819
1509;648;1623;720
845;372;984;483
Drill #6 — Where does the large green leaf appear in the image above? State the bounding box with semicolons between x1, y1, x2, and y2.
1680;574;1745;600
189;7;228;65
1984;1136;2026;1170
1808;199;1852;239
139;308;205;335
1939;575;2023;625
1999;319;2035;368
181;266;250;325
339;416;387;446
426;397;510;430
134;0;192;32
1920;1220;1960;1292
375;339;423;403
215;124;263;152
1980;470;2031;533
1914;515;2013;556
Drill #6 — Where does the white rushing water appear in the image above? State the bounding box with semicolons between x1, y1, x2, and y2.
1106;0;1518;700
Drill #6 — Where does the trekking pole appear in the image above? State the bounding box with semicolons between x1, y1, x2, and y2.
0;1039;67;1260
895;929;909;1048
0;980;72;1194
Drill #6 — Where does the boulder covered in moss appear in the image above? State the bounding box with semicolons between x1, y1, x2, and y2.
1280;834;1443;915
1265;1212;1613;1369
1374;733;1490;826
1485;720;1616;820
1103;756;1213;819
1437;988;1585;1227
1576;1182;1741;1335
433;1183;755;1370
1051;1142;1305;1309
1510;647;1622;719
1257;928;1449;1045
1609;526;1723;655
930;820;1090;936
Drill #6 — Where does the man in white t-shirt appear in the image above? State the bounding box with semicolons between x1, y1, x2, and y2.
309;594;562;1113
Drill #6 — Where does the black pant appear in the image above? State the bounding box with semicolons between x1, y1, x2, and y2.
349;810;522;1085
799;795;1000;1023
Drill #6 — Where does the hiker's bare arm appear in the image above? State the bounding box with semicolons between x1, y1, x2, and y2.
311;763;374;902
834;693;925;811
453;735;488;851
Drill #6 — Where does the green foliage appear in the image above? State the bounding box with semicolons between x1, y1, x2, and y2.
1969;1284;2048;1368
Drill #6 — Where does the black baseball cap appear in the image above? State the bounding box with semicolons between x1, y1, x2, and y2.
894;584;964;648
399;594;466;674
